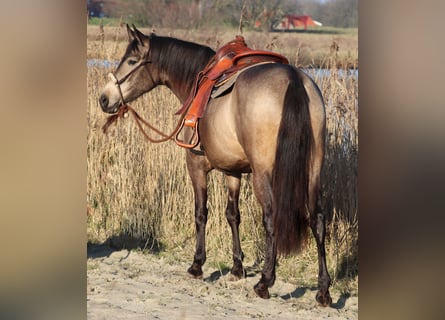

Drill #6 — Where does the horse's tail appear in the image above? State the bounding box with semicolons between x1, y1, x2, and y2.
272;77;313;256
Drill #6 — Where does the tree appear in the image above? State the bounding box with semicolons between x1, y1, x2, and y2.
319;0;358;28
92;0;358;29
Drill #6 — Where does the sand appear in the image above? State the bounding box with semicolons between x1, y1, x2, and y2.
87;245;358;319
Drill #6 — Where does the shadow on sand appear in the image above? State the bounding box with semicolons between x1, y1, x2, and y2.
203;263;261;283
281;286;352;310
87;234;163;259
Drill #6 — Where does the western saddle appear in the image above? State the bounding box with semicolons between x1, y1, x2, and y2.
174;35;289;148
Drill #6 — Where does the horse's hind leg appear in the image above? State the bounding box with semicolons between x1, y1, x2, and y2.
225;173;245;278
309;170;332;306
310;195;332;306
251;171;276;299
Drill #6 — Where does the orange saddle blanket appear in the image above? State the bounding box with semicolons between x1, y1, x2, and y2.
174;35;288;148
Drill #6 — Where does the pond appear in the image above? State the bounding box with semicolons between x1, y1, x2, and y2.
87;59;118;68
303;68;358;79
87;59;358;79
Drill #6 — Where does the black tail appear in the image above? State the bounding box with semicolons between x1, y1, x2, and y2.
272;78;313;255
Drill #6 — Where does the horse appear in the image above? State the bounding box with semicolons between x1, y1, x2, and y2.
99;24;332;306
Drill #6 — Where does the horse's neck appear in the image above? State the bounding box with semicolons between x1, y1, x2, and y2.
162;74;197;104
161;63;210;104
155;39;214;103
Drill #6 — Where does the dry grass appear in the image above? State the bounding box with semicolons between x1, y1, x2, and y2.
87;24;358;68
87;25;358;294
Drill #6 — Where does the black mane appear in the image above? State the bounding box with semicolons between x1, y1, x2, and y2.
150;35;215;89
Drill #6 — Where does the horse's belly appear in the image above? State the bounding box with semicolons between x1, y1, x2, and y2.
202;135;251;172
207;148;251;173
199;115;251;173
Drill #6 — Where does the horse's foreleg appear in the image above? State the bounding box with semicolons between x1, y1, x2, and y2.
310;190;332;306
252;172;276;299
188;172;208;278
186;155;211;278
225;173;245;279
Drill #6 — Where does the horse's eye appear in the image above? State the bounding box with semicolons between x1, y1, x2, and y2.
128;59;138;65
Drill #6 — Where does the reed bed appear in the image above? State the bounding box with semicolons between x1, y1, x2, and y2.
87;25;358;293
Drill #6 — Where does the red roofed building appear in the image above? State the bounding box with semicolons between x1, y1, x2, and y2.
275;15;323;30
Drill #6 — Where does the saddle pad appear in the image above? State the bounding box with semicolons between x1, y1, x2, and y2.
211;61;279;99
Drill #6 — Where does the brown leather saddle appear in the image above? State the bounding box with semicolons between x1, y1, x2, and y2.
174;35;289;148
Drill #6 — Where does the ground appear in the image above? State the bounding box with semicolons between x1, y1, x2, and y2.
87;245;358;319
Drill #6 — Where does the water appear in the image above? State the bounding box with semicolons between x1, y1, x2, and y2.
86;59;358;79
303;68;358;79
87;59;118;68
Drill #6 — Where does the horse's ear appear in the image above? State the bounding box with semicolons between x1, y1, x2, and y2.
132;24;146;47
126;23;134;41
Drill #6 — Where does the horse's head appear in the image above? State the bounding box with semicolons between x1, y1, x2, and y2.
99;24;158;114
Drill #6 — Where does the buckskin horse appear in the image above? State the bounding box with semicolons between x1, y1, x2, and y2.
99;25;331;306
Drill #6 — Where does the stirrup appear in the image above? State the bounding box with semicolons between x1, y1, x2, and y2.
174;119;200;149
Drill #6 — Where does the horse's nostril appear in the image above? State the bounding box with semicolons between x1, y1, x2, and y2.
99;94;109;109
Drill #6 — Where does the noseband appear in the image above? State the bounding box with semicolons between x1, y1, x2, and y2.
109;46;154;104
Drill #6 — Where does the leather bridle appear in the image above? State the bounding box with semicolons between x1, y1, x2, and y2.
101;49;196;147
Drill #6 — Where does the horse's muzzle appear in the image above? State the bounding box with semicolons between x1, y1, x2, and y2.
99;94;119;114
99;94;109;110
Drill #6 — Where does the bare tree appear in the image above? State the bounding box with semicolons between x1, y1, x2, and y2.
96;0;357;29
318;0;358;28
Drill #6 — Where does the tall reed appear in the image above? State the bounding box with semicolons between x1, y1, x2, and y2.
87;28;358;291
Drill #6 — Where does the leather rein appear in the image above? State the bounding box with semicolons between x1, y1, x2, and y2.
101;51;191;145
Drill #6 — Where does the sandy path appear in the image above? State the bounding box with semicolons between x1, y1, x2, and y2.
87;245;357;319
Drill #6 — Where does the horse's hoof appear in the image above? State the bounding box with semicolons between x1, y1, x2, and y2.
187;265;203;279
230;266;245;279
316;290;332;307
254;282;270;299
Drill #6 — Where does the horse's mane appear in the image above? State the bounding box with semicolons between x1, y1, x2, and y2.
150;35;215;87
